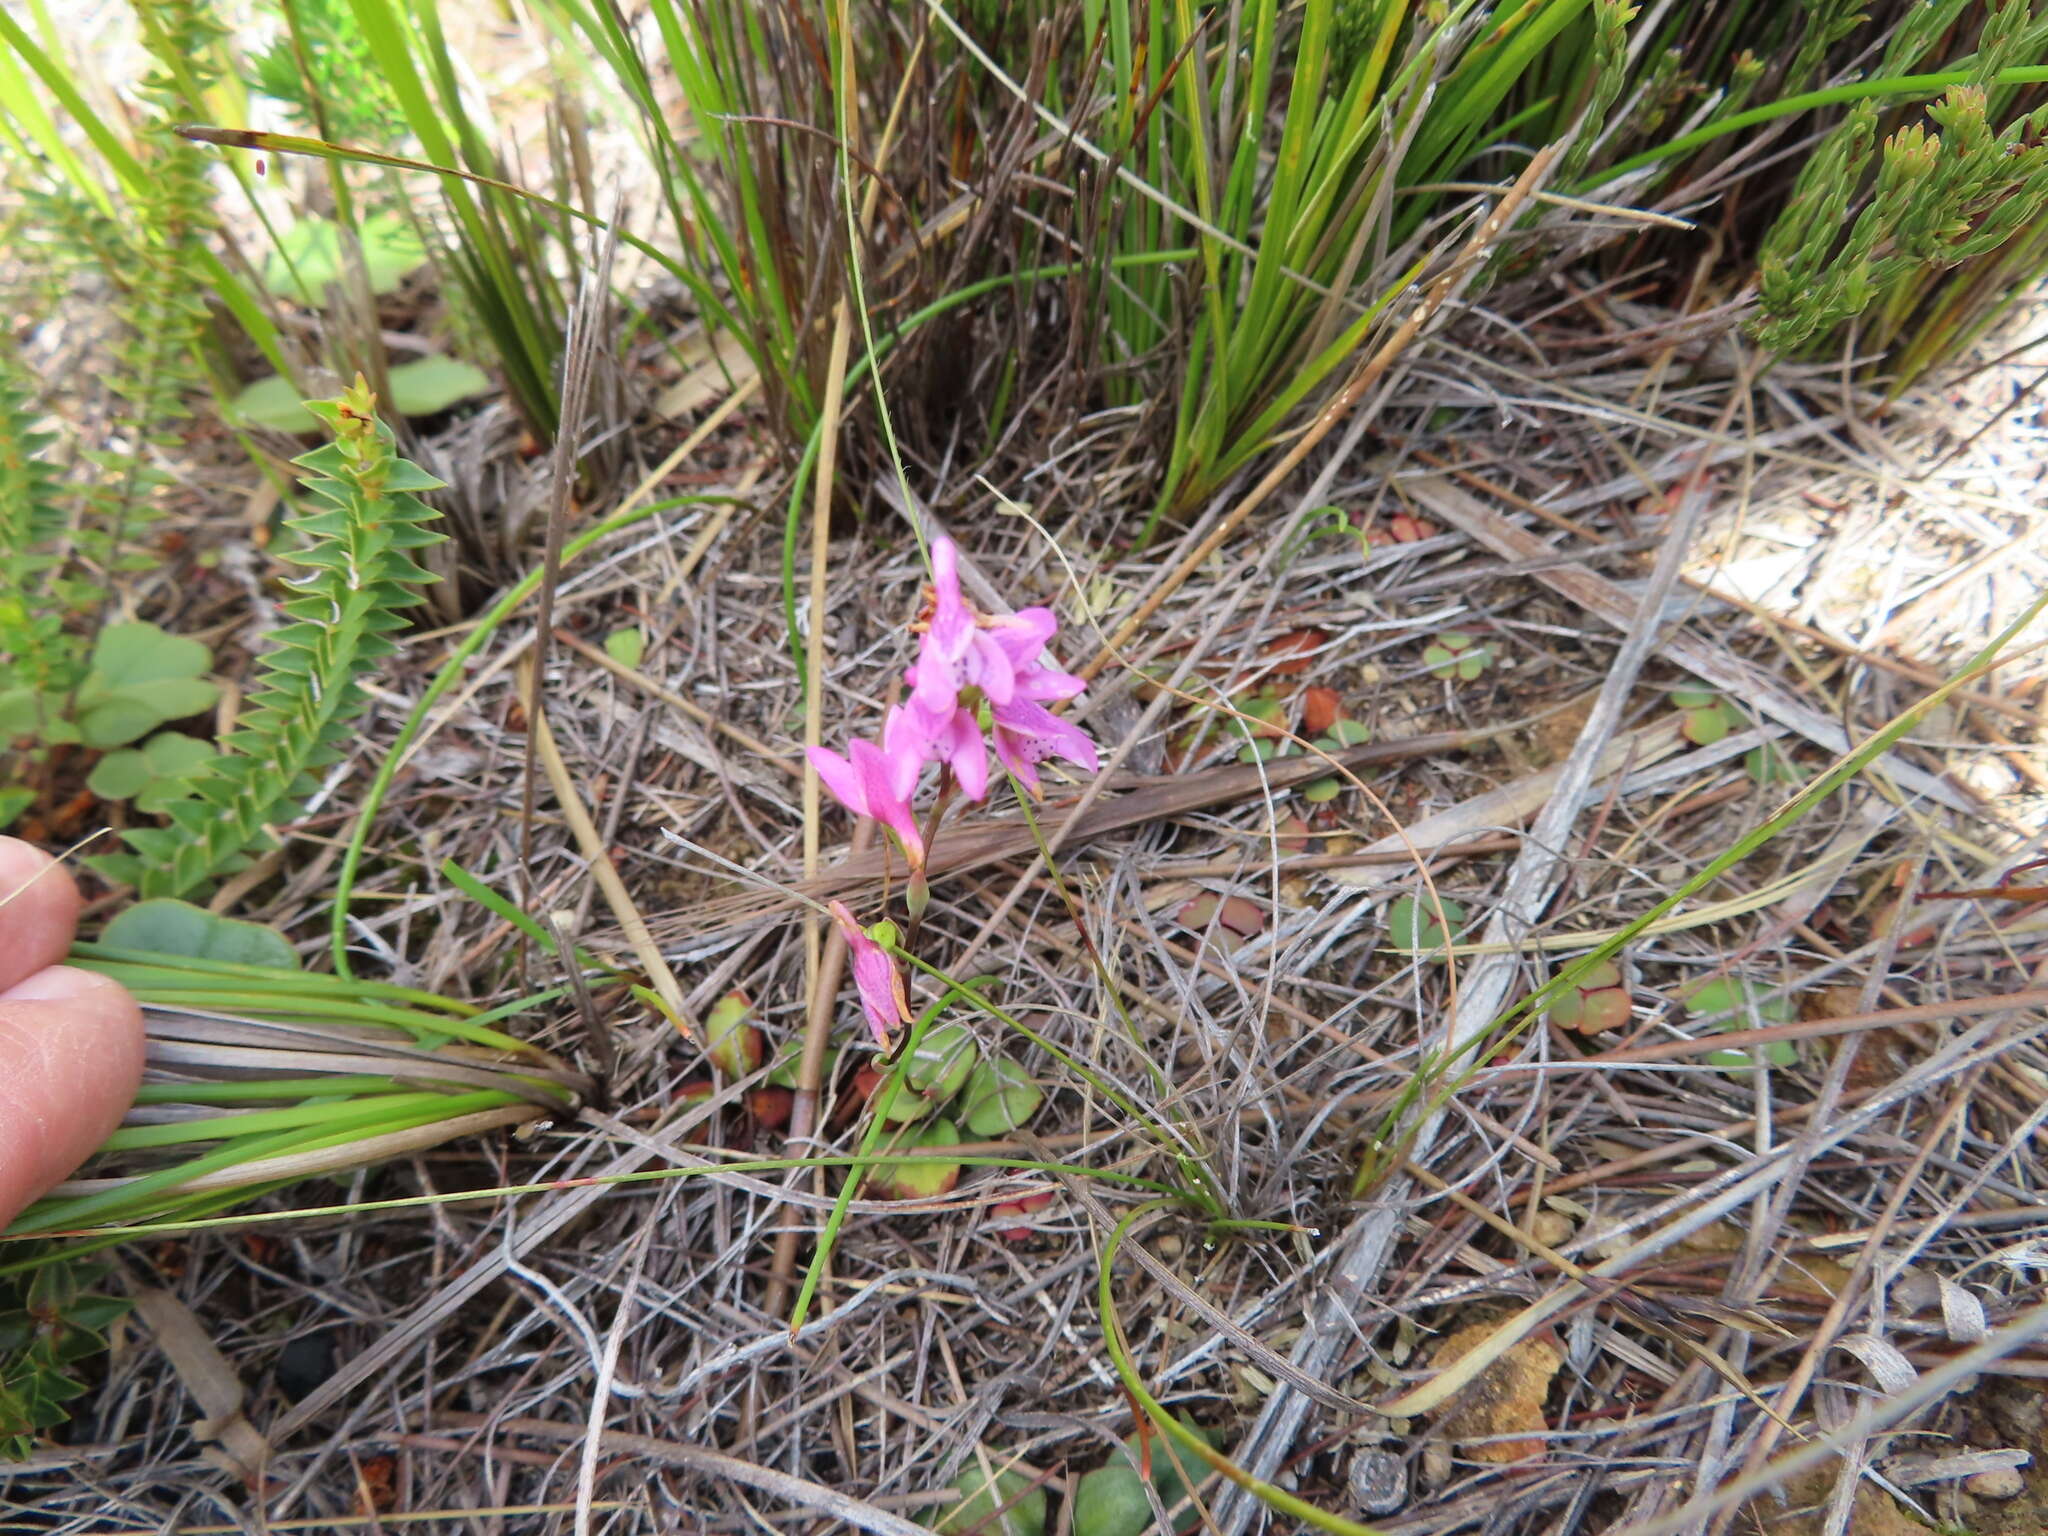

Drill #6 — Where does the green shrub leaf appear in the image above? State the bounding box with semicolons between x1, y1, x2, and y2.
387;356;492;416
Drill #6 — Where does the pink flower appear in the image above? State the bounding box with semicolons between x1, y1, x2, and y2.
829;900;910;1046
807;708;928;866
813;535;1099;830
991;698;1100;796
899;696;991;801
911;539;1063;715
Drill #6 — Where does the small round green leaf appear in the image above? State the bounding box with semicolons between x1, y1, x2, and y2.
1745;744;1800;784
1386;894;1466;953
88;622;211;688
960;1057;1042;1136
139;732;215;777
1301;776;1340;803
1682;705;1731;746
387;356;492;416
905;1023;978;1101
603;627;647;669
77;698;166;749
228;374;322;433
937;1464;1046;1536
1072;1463;1152;1536
873;1118;961;1198
265;212;426;303
86;749;151;801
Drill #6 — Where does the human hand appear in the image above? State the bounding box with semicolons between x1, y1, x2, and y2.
0;837;145;1227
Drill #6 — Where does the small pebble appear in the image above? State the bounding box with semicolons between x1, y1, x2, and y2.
1964;1467;2025;1500
1529;1211;1573;1248
1347;1448;1406;1516
1420;1443;1453;1488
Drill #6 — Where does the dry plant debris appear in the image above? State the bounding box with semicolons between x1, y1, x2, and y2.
10;11;2048;1529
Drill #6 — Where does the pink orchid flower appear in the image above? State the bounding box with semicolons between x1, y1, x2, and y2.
813;534;1099;832
807;706;928;866
829;900;911;1047
990;698;1100;796
898;696;991;801
911;539;1063;716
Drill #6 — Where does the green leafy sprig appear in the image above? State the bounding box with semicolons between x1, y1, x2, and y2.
98;377;445;895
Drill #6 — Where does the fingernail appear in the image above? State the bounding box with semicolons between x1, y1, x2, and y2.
3;965;117;1004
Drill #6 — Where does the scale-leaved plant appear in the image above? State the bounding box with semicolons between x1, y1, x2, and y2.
94;377;445;895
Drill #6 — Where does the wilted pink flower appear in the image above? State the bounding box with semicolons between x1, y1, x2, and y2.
829;900;910;1046
807;707;928;866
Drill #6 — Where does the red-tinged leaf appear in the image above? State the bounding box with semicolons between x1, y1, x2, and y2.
1216;895;1266;937
705;991;762;1077
1371;512;1437;545
870;1119;963;1199
1302;686;1341;736
748;1086;793;1129
1277;813;1317;852
1264;629;1327;675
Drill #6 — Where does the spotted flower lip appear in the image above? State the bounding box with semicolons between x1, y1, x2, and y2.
899;696;990;801
990;697;1100;796
829;900;910;1046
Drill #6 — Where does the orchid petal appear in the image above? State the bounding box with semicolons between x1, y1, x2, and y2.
991;698;1099;796
807;745;868;815
990;608;1057;669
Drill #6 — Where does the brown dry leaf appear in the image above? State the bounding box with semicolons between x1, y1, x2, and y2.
1806;984;1913;1090
354;1453;399;1516
1428;1320;1562;1463
1263;628;1328;675
1671;1220;1852;1299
